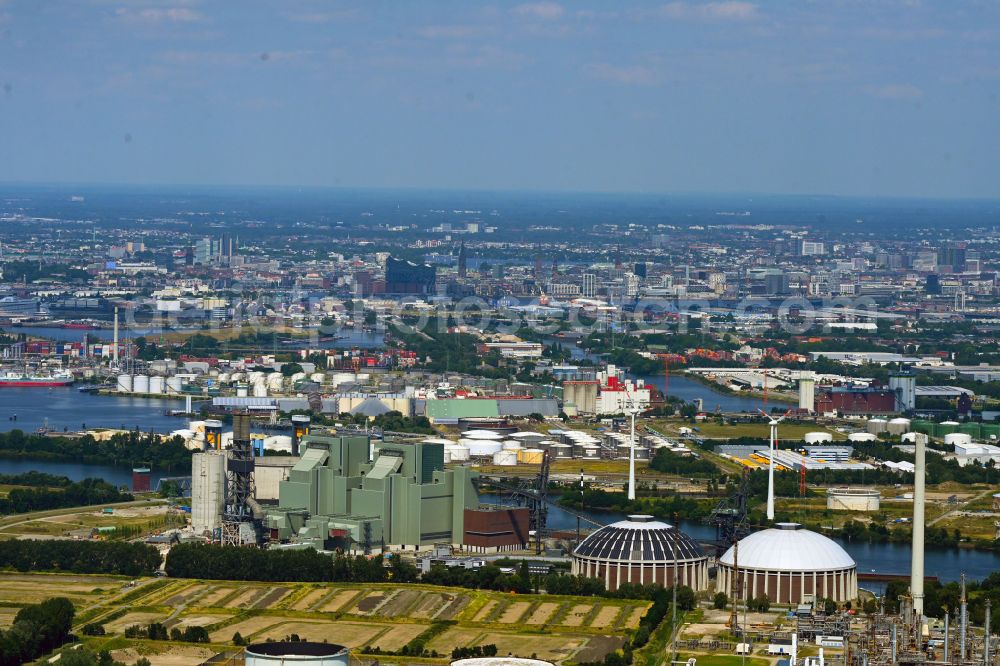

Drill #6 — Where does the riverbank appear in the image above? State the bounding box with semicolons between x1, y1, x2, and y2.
682;371;798;405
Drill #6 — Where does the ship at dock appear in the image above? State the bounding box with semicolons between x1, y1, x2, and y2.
0;371;74;387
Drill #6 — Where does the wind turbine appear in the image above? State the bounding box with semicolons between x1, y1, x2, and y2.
624;384;643;501
759;408;792;521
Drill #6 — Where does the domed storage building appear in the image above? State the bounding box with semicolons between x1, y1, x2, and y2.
718;522;857;604
571;515;709;592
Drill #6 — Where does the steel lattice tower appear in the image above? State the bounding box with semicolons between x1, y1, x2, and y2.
221;412;258;546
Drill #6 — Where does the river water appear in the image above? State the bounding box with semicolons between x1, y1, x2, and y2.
8;326;385;349
0;387;188;434
0;458;995;585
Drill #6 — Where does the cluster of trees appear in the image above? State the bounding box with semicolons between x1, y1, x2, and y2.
390;324;510;379
558;487;714;522
0;597;75;666
0;429;193;473
837;519;960;547
0;476;132;514
124;622;209;643
165;543;419;583
0;260;90;283
745;596;771;612
451;645;499;660
648;448;719;476
0;540;162;576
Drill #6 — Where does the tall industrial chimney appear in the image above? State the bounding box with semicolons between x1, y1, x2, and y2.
911;432;927;617
798;371;815;412
112;306;120;366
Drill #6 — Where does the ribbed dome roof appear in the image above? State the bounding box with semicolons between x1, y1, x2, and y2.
573;515;704;562
720;523;855;572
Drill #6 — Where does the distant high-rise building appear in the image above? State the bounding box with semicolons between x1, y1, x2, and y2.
926;274;941;295
385;257;436;295
457;241;467;278
582;273;597;298
633;262;647;278
802;241;825;256
937;243;967;272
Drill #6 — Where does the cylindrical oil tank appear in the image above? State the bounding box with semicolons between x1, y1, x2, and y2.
133;375;149;394
464;429;504;440
633;446;650;461
804;432;834;444
267;373;284;390
887;418;911;436
534;440;555;452
290;372;306;384
244;642;349;666
310;373;325;383
582;445;601;459
501;440;522;451
960;422;982;438
253;380;268;397
236;384;249;397
230;372;244;383
148;376;165;395
867;418;888;435
944;432;973;447
848;432;878;443
166;376;183;394
218;372;231;384
204;419;224;450
518;448;545;464
550;443;573;459
117;374;133;393
464;439;502;457
901;432;918;443
248;371;264;383
826;487;881;511
493;450;518;466
446;444;470;461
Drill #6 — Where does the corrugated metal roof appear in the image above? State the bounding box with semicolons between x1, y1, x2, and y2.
497;398;559;417
425;399;500;420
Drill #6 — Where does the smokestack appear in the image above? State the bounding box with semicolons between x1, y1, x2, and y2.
627;407;637;501
986;599;992;666
961;573;968;660
911;432;927;617
113;306;119;365
767;419;777;521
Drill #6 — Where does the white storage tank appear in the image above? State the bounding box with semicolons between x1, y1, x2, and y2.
867;418;888;434
310;373;325;383
463;438;503;457
464;429;504;440
253;380;268;397
944;432;973;447
116;374;133;394
446;444;470;461
901;432;918;443
236;384;249;397
148;376;165;395
848;432;878;442
218;372;231;384
550;442;573;459
133;374;150;394
501;440;522;451
244;642;349;666
492;450;518;466
887;418;911;436
191;450;226;535
804;432;834;444
827;487;881;511
267;373;284;391
166;376;183;394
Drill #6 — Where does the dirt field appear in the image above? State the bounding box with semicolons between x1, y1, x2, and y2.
622;605;647;628
497;600;531;623
562;603;595;627
0;571;636;665
526;601;560;625
590;605;622;629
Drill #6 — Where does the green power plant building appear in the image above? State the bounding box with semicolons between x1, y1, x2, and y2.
264;434;528;552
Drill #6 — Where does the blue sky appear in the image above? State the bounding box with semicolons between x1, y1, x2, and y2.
0;1;998;198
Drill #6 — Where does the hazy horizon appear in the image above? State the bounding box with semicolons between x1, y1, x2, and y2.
1;2;998;199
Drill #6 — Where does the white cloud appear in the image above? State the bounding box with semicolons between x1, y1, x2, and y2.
585;63;658;86
283;9;360;24
115;6;202;23
657;1;758;20
512;2;565;20
867;83;924;100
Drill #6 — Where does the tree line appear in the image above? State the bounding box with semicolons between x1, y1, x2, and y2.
0;429;193;473
0;540;162;577
165;542;419;583
0;477;132;514
0;597;75;666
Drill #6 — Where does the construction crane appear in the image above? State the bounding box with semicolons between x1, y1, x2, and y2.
706;469;750;558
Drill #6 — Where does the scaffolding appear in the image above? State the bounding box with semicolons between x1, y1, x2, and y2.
220;412;258;546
